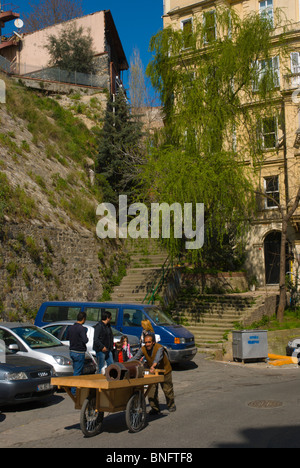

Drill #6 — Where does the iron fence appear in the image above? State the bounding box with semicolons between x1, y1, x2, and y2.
0;57;108;88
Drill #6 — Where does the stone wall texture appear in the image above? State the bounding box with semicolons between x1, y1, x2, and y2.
0;222;118;319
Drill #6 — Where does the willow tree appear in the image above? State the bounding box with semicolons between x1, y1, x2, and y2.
141;8;284;267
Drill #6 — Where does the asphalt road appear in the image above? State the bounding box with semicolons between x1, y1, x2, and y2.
1;352;300;449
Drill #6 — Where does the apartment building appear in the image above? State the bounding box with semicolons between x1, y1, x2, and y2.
162;0;300;288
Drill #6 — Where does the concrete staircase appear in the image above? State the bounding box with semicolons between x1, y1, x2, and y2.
111;239;171;303
169;292;268;353
110;240;278;357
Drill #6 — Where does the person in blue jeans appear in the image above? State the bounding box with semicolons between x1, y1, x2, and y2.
66;311;88;394
93;311;114;374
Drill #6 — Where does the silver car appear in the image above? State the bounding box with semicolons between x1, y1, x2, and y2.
41;321;140;357
0;323;95;377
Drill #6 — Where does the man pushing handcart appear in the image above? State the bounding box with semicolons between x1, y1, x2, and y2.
51;360;164;437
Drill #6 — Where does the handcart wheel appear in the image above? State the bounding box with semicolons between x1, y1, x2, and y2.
80;394;104;437
125;391;146;433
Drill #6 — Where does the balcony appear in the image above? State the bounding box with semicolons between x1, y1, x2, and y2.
0;10;19;25
0;36;17;50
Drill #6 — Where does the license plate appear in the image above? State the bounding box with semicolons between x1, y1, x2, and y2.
37;383;52;392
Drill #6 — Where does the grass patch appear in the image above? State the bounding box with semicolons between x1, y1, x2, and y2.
235;308;300;331
5;80;98;164
0;172;37;223
0;77;105;230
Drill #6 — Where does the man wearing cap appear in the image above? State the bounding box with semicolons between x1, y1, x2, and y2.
131;333;176;415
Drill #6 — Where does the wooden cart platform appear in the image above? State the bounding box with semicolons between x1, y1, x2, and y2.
51;372;164;437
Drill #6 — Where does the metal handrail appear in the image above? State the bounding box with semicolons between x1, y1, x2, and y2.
286;271;300;282
142;256;174;305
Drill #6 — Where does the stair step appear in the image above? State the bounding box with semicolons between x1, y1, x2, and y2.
189;326;226;333
128;266;168;271
167;293;271;356
183;323;240;331
130;255;168;261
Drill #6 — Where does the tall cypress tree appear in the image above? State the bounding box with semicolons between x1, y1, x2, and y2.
96;89;143;204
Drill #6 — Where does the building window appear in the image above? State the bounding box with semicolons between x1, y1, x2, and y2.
264;175;279;208
261;117;277;150
291;52;300;88
203;10;216;44
181;18;193;49
253;57;280;91
259;0;274;27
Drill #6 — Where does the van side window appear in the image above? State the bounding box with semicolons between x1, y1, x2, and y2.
123;309;147;327
102;308;118;325
43;306;81;322
84;307;118;325
84;308;102;321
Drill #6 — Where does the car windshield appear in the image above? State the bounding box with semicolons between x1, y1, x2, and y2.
12;326;62;349
147;307;175;326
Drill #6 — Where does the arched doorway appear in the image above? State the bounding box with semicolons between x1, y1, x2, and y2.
264;231;290;285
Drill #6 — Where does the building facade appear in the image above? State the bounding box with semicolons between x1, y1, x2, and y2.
0;10;128;95
163;0;300;288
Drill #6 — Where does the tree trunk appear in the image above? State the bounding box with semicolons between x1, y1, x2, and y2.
277;219;287;322
277;187;300;322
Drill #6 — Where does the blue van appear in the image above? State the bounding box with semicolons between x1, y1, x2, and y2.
34;301;197;364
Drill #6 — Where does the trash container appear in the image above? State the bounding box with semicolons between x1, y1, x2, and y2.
232;330;268;362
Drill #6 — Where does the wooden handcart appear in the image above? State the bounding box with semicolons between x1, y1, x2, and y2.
51;371;164;437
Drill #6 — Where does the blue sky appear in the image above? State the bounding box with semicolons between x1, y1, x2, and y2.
2;0;164;103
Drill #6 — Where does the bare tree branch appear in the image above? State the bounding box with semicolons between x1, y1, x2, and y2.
23;0;83;33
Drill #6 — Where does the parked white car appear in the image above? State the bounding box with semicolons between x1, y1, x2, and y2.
41;321;140;357
0;323;96;377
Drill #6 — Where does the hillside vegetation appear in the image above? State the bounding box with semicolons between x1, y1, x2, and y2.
0;74;105;231
0;74;132;320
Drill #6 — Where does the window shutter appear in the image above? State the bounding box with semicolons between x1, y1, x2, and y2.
291;52;299;72
291;52;300;87
272;56;280;88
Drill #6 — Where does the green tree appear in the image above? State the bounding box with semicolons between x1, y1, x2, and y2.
45;23;96;74
96;90;144;204
143;8;284;265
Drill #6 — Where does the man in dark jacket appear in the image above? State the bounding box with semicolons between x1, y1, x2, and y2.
93;311;114;374
66;311;88;394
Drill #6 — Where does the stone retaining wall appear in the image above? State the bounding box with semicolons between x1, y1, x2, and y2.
0;222;120;319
